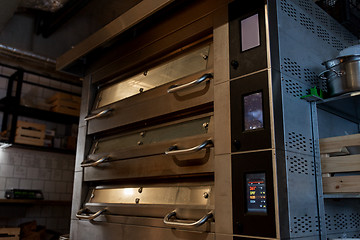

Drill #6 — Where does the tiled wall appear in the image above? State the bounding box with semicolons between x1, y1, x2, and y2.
0;148;75;234
0;148;75;201
21;71;82;110
0;65;80;234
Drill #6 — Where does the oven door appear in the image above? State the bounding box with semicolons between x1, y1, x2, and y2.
85;43;214;134
72;221;215;240
75;185;215;235
82;114;214;181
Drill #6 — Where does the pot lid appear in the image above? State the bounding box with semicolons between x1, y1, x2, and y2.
338;44;360;57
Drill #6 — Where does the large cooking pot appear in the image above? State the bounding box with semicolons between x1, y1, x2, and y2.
319;54;360;97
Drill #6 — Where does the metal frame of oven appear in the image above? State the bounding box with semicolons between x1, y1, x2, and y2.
64;0;360;239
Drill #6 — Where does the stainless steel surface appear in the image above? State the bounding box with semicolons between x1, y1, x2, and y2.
274;0;359;238
88;115;212;155
310;101;327;239
323;199;360;236
165;139;213;155
81;156;110;167
167;73;213;93
318;69;343;80
71;0;360;239
83;146;214;181
86;68;214;134
69;1;219;239
84;108;113;121
81;184;215;221
71;220;215;240
85;134;213;166
96;44;212;108
59;234;70;240
0;43;56;64
76;208;107;220
87;186;212;206
163;210;213;227
57;0;175;71
321;55;360;96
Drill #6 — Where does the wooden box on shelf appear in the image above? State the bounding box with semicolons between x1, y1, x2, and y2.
320;133;360;194
14;121;46;147
48;93;80;117
0;227;20;240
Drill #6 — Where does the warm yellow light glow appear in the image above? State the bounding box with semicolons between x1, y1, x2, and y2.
123;188;134;196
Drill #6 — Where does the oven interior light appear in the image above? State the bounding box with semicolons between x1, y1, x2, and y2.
123;188;134;196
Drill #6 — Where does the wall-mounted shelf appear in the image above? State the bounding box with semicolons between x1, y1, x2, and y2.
0;97;79;125
0;69;80;153
317;91;360;124
3;143;76;154
0;199;71;205
324;193;360;199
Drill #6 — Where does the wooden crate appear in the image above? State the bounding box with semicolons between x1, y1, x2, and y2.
320;134;360;194
14;121;45;146
320;133;360;155
47;92;81;104
50;105;80;116
48;93;80;116
0;228;20;240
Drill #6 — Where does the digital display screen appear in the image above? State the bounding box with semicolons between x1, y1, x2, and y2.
243;92;264;131
241;13;260;51
246;173;267;214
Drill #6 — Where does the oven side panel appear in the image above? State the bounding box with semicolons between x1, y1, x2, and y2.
70;76;93;237
213;4;233;236
274;0;358;239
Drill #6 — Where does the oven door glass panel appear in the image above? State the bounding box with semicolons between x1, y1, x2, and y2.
89;116;211;155
95;44;212;109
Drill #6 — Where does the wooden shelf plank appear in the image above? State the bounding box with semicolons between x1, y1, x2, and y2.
321;154;360;173
0;97;79;125
322;175;360;194
319;133;360;155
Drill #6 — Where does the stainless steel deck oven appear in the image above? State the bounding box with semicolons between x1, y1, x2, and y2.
57;0;360;239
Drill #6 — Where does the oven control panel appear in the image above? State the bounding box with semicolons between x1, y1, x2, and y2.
232;151;276;238
246;173;267;214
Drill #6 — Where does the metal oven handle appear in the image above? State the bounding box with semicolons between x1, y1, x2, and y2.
76;208;106;220
165;139;213;155
81;156;110;167
84;108;113;121
163;210;213;227
167;73;213;93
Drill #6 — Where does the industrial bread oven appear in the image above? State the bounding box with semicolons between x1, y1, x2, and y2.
57;0;360;239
